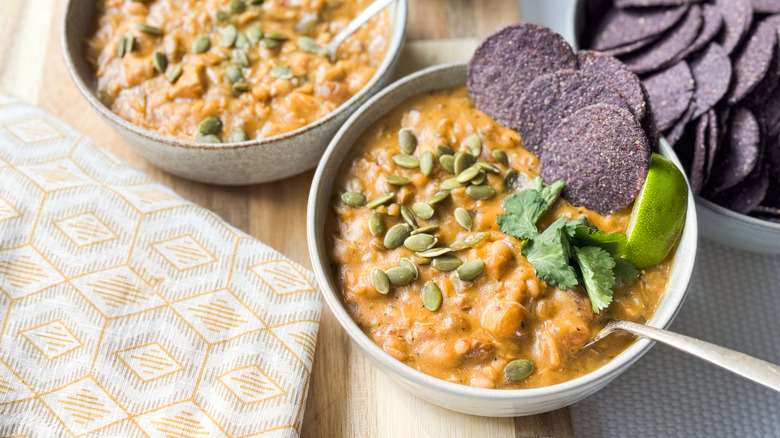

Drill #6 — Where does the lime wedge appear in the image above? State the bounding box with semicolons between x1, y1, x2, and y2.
624;153;688;269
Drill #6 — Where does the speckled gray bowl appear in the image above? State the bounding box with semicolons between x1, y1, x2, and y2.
62;0;407;185
307;63;698;417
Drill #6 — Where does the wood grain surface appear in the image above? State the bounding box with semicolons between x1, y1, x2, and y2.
0;1;575;436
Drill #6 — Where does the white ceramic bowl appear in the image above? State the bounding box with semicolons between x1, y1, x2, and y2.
62;0;407;185
307;63;698;417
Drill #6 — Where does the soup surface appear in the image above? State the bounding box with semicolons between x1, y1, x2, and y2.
86;0;389;142
327;86;673;389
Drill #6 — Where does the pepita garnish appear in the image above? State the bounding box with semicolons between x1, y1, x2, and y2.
265;31;288;41
225;65;243;83
235;32;250;49
136;23;162;35
365;192;395;209
412;202;434;219
456;165;482;183
341;191;366;207
386;266;415;286
230;129;248;142
232;81;251;93
451;232;490;251
417;247;452;258
470;170;487;185
384;175;411;185
399;258;418;280
476;161;500;173
192;34;211;53
198;116;222;135
221;25;238;47
152;51;167;73
466;185;496;200
410;225;439;235
213;10;229;22
398;128;417;154
229;0;246;13
439;154;455;173
454;207;472;231
270;66;293;79
421;281;442;311
400;205;418;229
432;254;462;271
463;134;482;156
196;134;221;143
117;33;133;57
441;177;464;190
383;224;410;249
504;359;534;381
297;36;319;54
166;64;183;83
295;13;319;35
492;149;509;165
456;259;485;281
368;213;384;237
429;190;450;205
260;38;281;48
403;234;436;252
436;144;454;157
233;49;250;67
246;25;263;44
419;151;434;176
392;154;419;168
370;268;390;294
454;151;476;175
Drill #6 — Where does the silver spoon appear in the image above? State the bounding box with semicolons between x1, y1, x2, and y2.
586;320;780;391
321;0;397;62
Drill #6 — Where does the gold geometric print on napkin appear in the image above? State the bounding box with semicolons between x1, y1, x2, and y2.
0;96;322;438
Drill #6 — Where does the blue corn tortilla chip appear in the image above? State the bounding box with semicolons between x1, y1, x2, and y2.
708;107;761;192
689;43;732;118
712;164;770;214
540;104;651;214
643;61;695;131
467;23;577;129
727;17;778;104
672;4;724;62
603;35;660;57
691;113;709;194
715;0;754;54
665;105;695;146
591;5;690;51
704;108;719;185
752;0;780;14
616;0;703;6
620;5;703;74
577;50;648;124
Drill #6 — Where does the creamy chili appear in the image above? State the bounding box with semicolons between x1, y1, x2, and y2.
327;86;672;389
86;0;389;142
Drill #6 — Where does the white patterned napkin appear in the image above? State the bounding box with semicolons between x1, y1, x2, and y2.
571;239;780;437
0;95;321;438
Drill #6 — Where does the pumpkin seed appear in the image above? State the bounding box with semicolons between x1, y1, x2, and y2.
429;190;450;205
248;0;264;5
492;149;508;165
412;202;434;219
466;185;496;200
421;281;442;311
365;192;395;209
260;38;281;48
419;151;434;176
417;247;452;258
503;359;534;381
441;177;464;190
270;66;293;79
456;259;485;281
439;154;455;173
404;234;436;252
398;128;417;154
399;258;418;280
400;205;418;229
230;129;247;142
229;0;246;13
166;64;183;83
432;255;462;271
370;268;390;294
232;81;251;93
386;267;415;286
295;13;319;35
136;23;162;35
192;34;211;53
246;25;263;43
198;116;222;135
341;191;366;207
383;224;410;249
456;165;481;183
235;32;250;49
196;134;221;143
233;49;250;67
463;133;481;156
436;144;454;157
411;254;431;265
451;232;490;251
152;51;167;73
384;175;411;185
368;213;384;237
392;154;419;168
454;208;472;231
117;33;134;57
265;31;288;41
410;225;438;235
297;36;319;54
470;170;487;185
454;151;476;175
213;10;229;22
476;161;500;173
221;24;238;46
225;65;243;83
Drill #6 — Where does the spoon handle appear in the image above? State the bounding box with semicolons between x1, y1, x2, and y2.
612;320;780;391
325;0;397;61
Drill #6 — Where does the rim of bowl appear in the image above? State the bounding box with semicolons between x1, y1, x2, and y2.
60;0;408;151
307;62;698;401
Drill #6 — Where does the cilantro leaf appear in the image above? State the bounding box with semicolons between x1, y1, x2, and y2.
522;217;579;290
613;256;638;286
571;223;627;256
572;246;616;314
564;216;590;239
497;177;566;240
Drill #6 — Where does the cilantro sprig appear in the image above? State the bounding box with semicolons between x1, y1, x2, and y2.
498;177;637;314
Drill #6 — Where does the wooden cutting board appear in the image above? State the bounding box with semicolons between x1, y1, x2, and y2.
0;1;575;436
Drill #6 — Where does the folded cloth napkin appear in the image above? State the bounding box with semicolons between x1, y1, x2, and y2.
0;95;321;437
572;240;780;437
